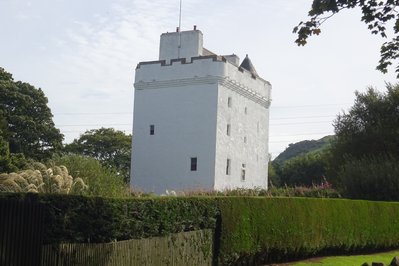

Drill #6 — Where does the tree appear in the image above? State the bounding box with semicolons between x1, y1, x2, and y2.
273;136;334;164
0;131;11;172
268;161;281;187
331;84;399;163
278;152;327;187
65;128;132;183
337;154;399;200
328;84;399;197
0;67;63;161
294;0;399;77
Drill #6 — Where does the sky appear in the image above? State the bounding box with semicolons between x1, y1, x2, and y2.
0;0;397;158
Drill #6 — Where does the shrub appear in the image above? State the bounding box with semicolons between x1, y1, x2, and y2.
0;163;87;194
266;183;340;198
182;184;340;198
279;152;328;187
51;154;128;198
338;154;399;201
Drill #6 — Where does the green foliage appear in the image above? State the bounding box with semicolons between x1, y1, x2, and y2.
0;163;87;194
51;154;128;198
183;185;340;198
334;85;399;158
0;132;11;172
65;127;131;183
293;249;399;266
0;193;219;244
216;197;399;265
338;154;399;201
279;152;328;187
268;161;281;187
294;0;399;77
329;84;399;185
3;194;399;264
274;135;334;164
0;67;63;161
267;184;340;198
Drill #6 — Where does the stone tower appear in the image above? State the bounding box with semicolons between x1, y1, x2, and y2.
131;27;271;194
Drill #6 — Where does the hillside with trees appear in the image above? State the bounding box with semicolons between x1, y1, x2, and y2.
271;83;399;201
273;135;334;164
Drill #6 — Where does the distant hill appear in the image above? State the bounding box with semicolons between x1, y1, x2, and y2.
273;135;335;164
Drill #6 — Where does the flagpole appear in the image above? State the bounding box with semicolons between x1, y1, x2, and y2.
178;0;182;58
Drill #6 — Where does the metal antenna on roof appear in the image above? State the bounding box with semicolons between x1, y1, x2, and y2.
179;0;182;31
178;0;182;58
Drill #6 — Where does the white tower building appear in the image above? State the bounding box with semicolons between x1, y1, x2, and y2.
131;28;271;194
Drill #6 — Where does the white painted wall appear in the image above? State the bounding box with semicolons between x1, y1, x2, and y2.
132;82;218;194
214;83;270;190
159;30;203;64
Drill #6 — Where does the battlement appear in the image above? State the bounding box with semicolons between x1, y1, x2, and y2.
136;54;270;85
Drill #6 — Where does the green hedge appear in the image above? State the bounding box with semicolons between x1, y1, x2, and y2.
216;197;399;265
3;193;399;265
0;193;218;244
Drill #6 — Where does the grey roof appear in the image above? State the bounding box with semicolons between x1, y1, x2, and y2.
239;54;258;77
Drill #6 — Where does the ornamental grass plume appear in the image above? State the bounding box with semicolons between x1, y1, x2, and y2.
0;164;88;194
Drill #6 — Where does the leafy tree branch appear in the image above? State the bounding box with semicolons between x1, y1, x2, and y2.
294;0;399;76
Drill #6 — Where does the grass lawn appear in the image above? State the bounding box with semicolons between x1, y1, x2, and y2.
288;250;399;266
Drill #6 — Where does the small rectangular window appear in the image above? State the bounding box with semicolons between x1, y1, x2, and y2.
226;159;231;175
190;157;197;171
228;97;232;108
227;124;231;136
241;164;246;181
150;125;155;135
244;136;247;143
244;107;247;114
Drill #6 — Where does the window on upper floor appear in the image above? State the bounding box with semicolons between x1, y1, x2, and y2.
150;125;155;135
190;157;197;171
244;107;247;114
244;136;247;143
228;97;232;108
227;124;231;136
226;159;231;175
